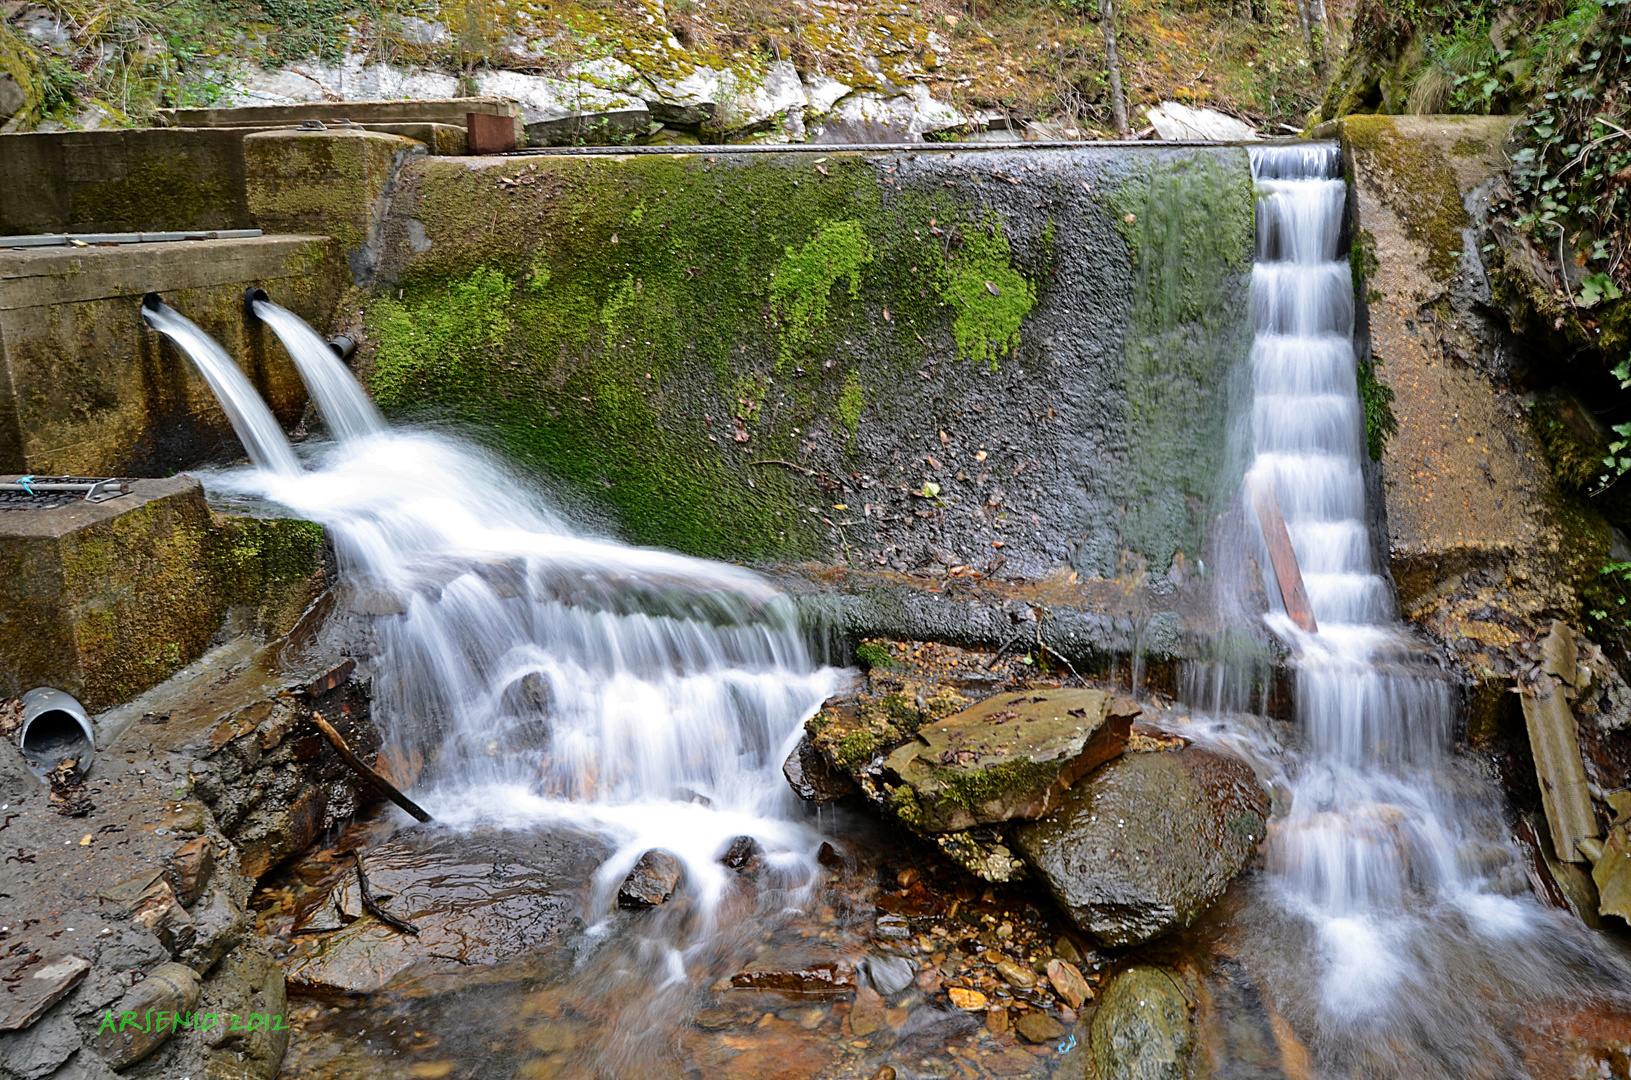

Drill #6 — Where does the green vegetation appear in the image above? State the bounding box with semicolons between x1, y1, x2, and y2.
929;757;1055;815
935;217;1036;371
769;220;873;368
834;729;881;767
854;640;898;670
1356;358;1398;461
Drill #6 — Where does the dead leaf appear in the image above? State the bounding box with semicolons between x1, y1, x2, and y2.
984;281;1002;296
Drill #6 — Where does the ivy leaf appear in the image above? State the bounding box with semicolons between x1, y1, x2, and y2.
1579;272;1624;308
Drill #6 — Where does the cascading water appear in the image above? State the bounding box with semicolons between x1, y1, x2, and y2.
251;297;386;442
1190;143;1631;1076
141;300;301;475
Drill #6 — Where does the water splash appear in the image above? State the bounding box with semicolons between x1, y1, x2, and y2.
252;298;385;443
141;301;301;475
214;429;842;922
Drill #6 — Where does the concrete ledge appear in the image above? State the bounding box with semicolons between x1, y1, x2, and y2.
0;234;345;475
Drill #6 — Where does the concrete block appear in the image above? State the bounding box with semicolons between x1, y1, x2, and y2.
0;235;343;476
157;96;522;146
0;475;327;709
244;128;423;279
0;128;253;236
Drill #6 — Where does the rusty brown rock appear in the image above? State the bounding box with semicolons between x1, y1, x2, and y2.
1046;958;1091;1009
171;835;215;906
130;874;196;955
727;961;856;999
1015;1009;1066;1044
850;986;886;1036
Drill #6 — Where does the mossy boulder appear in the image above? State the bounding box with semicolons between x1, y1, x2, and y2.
1013;745;1268;946
880;687;1136;831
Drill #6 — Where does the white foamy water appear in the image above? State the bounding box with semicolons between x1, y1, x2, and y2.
142;301;301;475
252;298;386;443
214;429;841;920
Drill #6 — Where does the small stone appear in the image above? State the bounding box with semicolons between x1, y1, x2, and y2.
618;850;683;908
884;1007;909;1029
1046;958;1092;1008
130;874;196;955
721;835;761;870
995;958;1035;988
986;1006;1010;1034
795;1007;825;1030
850;987;886;1036
896;867;921;888
817;841;844;867
1054;936;1084;964
915;966;944;993
1015;1010;1066;1044
0;952;90;1031
172;834;215;906
784;734;858;802
868;1068;897;1080
948;987;988;1011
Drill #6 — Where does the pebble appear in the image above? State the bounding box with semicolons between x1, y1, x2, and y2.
948;987;988;1011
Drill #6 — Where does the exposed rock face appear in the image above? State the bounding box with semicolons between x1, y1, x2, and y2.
89;962;201;1068
783;733;857;803
1146;102;1258;141
882;688;1135;832
1013;746;1268;945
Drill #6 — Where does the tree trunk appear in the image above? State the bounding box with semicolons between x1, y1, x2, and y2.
1100;0;1129;135
1293;0;1328;79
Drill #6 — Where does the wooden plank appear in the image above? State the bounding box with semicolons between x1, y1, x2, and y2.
1521;680;1598;863
1247;472;1317;633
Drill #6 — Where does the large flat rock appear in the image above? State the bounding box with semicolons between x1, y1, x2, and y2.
882;687;1135;832
1013;745;1268;946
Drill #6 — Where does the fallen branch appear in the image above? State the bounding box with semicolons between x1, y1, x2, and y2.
351;852;419;935
309;711;433;823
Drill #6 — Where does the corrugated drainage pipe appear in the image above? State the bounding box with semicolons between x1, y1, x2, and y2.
18;687;94;779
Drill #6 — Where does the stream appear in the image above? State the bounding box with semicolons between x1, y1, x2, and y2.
128;141;1631;1080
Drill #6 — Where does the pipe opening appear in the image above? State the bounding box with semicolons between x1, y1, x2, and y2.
141;292;163;315
17;688;94;778
244;286;270;324
328;335;357;361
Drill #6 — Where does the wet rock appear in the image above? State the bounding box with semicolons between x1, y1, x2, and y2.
860;953;916;996
200;942;288;1079
0;1009;80;1080
1015;1009;1065;1044
1086;965;1192;1080
0;953;90;1031
994;958;1035;989
171;835;214;906
128;875;196;956
882;689;1135;833
947;987;987;1011
934;829;1026;883
721;835;762;870
182;888;248;970
1013;745;1269;945
726;961;856;998
89;962;201;1069
783;734;857;803
1046;958;1092;1009
850;986;887;1036
618;850;683;908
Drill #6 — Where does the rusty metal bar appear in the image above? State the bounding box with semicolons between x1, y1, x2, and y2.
1247;472;1317;634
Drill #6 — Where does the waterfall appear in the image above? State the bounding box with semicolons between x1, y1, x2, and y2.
200;338;841;917
141;301;301;475
252;298;386;442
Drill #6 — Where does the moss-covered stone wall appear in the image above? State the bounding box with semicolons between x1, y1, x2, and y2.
0;476;326;710
365;146;1255;578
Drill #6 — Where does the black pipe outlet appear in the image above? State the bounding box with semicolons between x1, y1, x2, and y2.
244;286;270;324
141;292;163;313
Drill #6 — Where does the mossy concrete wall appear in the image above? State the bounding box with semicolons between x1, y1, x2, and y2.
0;235;345;477
0;128;255;235
366;146;1255;582
0;476;326;710
245;128;426;284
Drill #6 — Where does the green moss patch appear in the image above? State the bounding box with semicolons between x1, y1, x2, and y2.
1343;115;1471;282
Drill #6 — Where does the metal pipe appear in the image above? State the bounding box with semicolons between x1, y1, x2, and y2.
244;286;270;324
328;335;357;361
17;687;95;779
